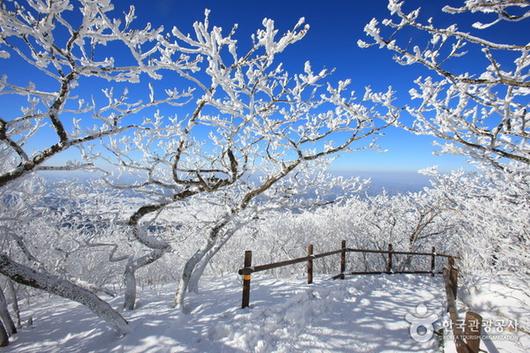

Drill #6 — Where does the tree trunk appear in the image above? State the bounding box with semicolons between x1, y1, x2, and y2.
187;256;208;294
70;278;116;298
174;249;206;312
0;285;16;336
123;257;137;311
0;254;129;335
398;239;417;271
125;206;172;311
0;320;8;347
187;232;234;293
399;255;414;272
6;280;20;328
174;225;235;309
123;249;166;311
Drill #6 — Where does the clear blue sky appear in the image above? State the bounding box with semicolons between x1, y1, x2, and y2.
2;0;524;173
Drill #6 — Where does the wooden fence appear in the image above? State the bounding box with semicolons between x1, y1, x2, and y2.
237;240;484;353
444;257;483;353
238;240;455;307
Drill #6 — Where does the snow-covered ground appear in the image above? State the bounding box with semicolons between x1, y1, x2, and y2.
454;273;530;353
2;274;527;353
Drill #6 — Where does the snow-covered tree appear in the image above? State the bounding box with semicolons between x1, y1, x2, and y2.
0;0;200;335
359;0;529;171
357;0;529;285
420;167;529;281
88;11;395;310
226;182;458;275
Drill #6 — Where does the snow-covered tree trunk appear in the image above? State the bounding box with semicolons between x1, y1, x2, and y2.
123;249;167;310
186;230;235;294
174;248;212;311
0;320;7;347
5;280;20;329
186;250;217;295
123;258;137;311
0;285;16;336
175;225;235;309
186;260;207;295
0;254;129;335
175;213;241;309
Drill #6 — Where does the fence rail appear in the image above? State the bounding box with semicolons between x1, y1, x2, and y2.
238;240;458;308
238;244;455;276
237;249;344;275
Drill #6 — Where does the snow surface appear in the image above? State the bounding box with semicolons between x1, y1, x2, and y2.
451;273;530;353
2;274;527;352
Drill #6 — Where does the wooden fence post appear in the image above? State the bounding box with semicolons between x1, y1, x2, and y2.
448;257;458;299
431;246;436;276
307;244;313;284
464;311;483;353
443;266;468;353
443;267;450;314
386;243;393;274
448;256;455;267
241;250;252;309
452;267;458;299
340;240;346;279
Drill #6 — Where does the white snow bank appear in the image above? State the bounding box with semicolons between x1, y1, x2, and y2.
0;274;467;352
453;273;530;353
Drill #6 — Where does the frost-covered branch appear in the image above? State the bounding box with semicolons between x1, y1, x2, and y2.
359;0;529;171
0;0;198;187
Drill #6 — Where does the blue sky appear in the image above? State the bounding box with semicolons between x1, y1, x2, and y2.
2;0;525;173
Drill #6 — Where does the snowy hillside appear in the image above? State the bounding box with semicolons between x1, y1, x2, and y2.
5;275;447;353
4;274;527;353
